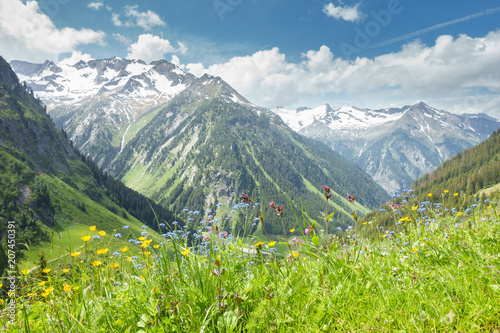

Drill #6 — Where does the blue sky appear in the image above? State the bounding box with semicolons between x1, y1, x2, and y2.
1;0;500;115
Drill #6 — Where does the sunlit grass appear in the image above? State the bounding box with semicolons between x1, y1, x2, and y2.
1;190;499;332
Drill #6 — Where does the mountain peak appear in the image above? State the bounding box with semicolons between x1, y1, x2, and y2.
0;56;20;88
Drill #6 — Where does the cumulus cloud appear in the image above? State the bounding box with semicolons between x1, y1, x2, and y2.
112;5;165;30
0;0;105;62
127;34;179;63
87;2;103;10
323;3;365;23
186;31;500;116
58;51;94;66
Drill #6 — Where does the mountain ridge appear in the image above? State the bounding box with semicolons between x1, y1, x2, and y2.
272;102;500;194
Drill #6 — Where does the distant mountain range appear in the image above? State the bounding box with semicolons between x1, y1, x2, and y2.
10;57;389;234
272;103;500;194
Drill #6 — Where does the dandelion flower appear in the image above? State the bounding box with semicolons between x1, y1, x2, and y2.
153;244;160;249
457;212;463;216
92;260;101;267
293;251;299;257
99;231;106;237
268;241;276;247
427;193;432;197
255;241;265;248
181;248;190;256
90;226;96;231
454;193;459;196
140;239;152;248
22;269;29;275
138;236;146;241
121;246;129;252
81;235;91;242
290;229;295;233
71;251;81;257
63;284;72;292
43;268;51;274
444;190;449;193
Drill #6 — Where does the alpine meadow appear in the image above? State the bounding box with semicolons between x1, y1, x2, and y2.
1;0;500;332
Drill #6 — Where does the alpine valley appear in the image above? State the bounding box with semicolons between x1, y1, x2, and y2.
10;57;389;234
272;103;500;194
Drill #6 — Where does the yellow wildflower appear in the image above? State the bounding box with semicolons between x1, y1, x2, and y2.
71;251;81;257
27;293;37;297
38;281;47;286
290;229;295;233
110;263;119;269
427;193;432;197
268;241;276;247
43;268;51;274
138;236;146;241
63;284;72;292
292;251;299;257
0;283;2;288
92;260;101;267
81;235;91;242
181;248;190;256
444;190;449;193
62;269;70;274
457;212;463;216
127;257;133;262
121;246;129;252
412;205;418;211
73;286;80;291
454;193;459;196
89;226;96;231
96;248;109;255
487;205;492;209
153;244;160;249
41;286;53;298
413;247;418;253
22;269;29;275
140;239;152;248
255;241;265;247
99;231;106;237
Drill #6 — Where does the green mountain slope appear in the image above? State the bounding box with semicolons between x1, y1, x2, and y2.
0;57;178;275
108;76;389;234
412;128;500;201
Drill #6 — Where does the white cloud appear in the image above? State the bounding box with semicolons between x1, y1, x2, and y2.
0;0;105;62
58;51;94;66
127;34;175;63
112;5;165;31
113;33;132;45
323;3;364;23
186;31;500;117
87;2;103;10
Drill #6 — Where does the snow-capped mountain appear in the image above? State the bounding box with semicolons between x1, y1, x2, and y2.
10;57;251;166
10;57;389;228
272;102;500;194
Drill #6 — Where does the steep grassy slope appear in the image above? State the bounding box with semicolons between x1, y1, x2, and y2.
0;57;178;274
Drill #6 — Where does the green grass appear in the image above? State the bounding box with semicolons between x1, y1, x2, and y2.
2;191;500;332
17;174;165;271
